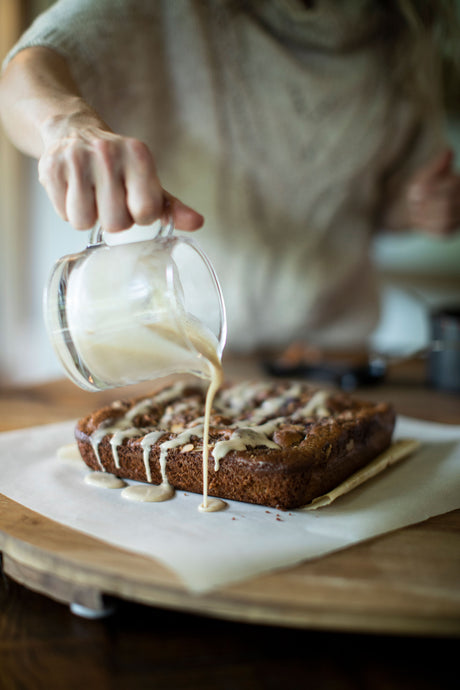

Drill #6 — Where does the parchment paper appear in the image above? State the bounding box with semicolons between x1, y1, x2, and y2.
0;415;459;593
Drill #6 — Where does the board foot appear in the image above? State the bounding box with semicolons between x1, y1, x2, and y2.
70;601;116;619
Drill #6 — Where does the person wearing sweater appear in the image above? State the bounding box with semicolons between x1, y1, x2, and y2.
1;0;459;353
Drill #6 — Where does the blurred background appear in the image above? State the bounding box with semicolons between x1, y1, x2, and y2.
1;0;460;386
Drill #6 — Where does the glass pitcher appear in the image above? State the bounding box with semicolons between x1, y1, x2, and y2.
43;217;227;392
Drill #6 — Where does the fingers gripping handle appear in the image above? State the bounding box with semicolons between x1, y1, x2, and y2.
87;201;174;247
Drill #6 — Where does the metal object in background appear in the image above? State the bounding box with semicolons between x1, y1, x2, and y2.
264;355;386;391
428;308;460;393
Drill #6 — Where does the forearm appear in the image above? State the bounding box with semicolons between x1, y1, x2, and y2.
0;46;110;158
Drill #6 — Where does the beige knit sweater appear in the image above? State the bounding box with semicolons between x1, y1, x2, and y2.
5;0;444;351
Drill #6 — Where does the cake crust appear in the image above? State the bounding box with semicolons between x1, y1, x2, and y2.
75;381;395;509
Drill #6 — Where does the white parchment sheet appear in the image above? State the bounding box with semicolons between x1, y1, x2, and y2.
0;415;459;593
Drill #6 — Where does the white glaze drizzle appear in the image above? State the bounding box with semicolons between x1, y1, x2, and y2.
121;483;175;503
140;430;166;482
110;426;145;468
158;424;204;482
159;400;192;426
294;390;331;419
153;382;188;404
89;420;118;469
124;398;156;421
84;471;127;489
248;383;303;424
212;418;284;470
216;381;271;415
199;497;226;512
57;443;84;465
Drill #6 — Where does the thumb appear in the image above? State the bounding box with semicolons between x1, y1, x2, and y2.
416;148;454;184
163;191;204;232
408;149;455;203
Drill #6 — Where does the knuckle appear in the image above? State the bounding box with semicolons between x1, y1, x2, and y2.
104;219;133;233
38;153;61;185
93;139;121;172
133;202;159;224
127;139;155;170
127;138;149;159
73;206;98;230
64;147;87;175
72;216;97;231
66;194;97;230
100;207;133;233
129;190;164;225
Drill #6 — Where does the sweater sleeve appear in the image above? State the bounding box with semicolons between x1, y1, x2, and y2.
1;0;168;90
2;0;173;141
3;0;119;75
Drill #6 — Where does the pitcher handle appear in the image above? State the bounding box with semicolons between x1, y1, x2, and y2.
87;201;174;247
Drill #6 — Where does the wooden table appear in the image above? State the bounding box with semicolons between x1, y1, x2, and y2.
0;358;459;688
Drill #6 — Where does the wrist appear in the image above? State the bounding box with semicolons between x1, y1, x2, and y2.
40;97;111;148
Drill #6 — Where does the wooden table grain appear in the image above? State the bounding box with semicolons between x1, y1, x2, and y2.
0;358;459;688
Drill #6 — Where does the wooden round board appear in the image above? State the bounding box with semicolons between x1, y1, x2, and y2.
1;373;460;636
1;492;460;635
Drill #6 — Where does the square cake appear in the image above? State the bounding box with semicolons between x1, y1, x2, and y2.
75;380;396;509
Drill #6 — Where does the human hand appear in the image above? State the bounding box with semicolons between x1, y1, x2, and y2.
407;149;460;236
38;114;204;232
